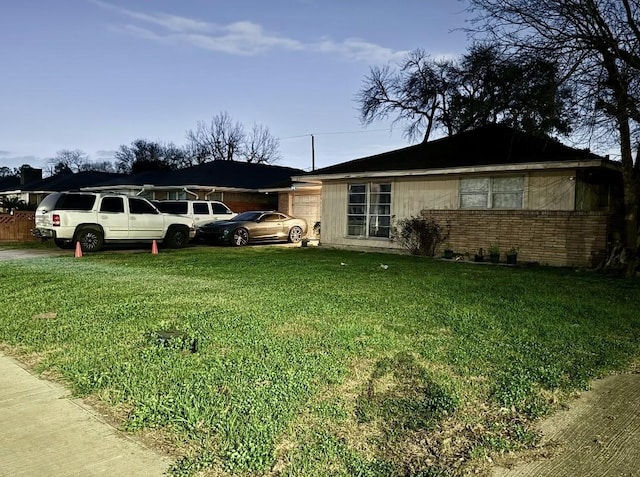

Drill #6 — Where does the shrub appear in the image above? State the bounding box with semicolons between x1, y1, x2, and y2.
392;216;448;256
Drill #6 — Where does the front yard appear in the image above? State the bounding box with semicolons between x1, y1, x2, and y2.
1;246;639;476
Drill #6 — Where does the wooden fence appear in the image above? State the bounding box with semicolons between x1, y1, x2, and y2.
0;212;37;242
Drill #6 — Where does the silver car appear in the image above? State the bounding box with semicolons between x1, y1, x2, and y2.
196;211;307;246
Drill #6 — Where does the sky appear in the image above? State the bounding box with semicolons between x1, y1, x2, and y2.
1;0;472;173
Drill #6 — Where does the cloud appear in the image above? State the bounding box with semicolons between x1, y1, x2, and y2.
92;0;405;63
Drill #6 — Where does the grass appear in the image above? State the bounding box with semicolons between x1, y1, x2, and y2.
0;245;639;476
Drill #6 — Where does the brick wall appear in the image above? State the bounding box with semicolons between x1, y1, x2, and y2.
421;209;612;267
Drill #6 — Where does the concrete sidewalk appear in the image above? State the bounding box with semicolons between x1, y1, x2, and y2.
0;353;172;477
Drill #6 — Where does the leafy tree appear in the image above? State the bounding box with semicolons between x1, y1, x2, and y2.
357;44;573;142
186;112;280;164
78;161;116;173
0;166;19;178
467;0;640;275
0;196;29;213
115;139;186;173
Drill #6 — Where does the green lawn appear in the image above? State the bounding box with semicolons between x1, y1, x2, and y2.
1;246;639;476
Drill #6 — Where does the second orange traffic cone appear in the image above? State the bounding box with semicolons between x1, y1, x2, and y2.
151;240;159;255
74;241;83;258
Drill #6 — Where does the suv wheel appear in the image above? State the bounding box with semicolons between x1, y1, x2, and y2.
165;226;189;248
76;228;104;252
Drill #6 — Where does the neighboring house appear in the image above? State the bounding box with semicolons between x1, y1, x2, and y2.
82;161;317;221
1;162;321;234
0;169;122;210
0;167;44;208
296;125;623;267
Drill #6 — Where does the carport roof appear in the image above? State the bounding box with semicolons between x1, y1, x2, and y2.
96;161;305;190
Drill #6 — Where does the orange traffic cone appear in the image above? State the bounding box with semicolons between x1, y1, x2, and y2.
74;241;83;258
151;240;159;255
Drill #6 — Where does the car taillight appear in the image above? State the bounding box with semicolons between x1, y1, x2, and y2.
53;214;60;226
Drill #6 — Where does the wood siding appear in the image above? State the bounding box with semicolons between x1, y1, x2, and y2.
527;170;575;210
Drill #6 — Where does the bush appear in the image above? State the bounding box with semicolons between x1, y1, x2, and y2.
392;216;448;256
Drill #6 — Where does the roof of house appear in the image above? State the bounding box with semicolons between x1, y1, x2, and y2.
303;125;614;178
96;160;305;190
20;171;125;192
0;176;20;192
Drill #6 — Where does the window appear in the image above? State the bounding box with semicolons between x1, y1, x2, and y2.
128;198;158;214
262;213;283;222
55;194;96;211
460;177;524;209
167;190;187;200
100;197;124;213
156;201;188;214
212;203;231;214
193;203;209;215
347;183;391;238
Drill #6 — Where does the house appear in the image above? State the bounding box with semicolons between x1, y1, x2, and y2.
296;125;623;267
16;171;124;208
82;161;321;228
1;162;322;241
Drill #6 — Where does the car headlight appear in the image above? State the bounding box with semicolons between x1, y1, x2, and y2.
223;229;230;236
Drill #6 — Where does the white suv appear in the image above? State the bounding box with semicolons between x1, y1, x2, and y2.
33;192;196;252
153;200;236;226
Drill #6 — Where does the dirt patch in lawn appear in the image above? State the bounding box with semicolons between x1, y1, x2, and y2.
490;370;640;477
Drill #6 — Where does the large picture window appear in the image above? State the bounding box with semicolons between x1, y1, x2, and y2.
460;176;524;209
347;183;391;238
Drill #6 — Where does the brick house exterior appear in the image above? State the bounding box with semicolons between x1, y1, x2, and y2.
297;125;623;267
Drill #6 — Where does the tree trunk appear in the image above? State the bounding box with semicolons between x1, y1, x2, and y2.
617;115;639;277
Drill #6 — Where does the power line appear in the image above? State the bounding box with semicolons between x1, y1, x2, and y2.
278;127;392;141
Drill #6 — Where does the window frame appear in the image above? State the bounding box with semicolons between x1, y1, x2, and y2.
347;182;392;238
459;176;524;210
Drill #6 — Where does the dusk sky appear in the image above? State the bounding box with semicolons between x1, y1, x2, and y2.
1;1;471;172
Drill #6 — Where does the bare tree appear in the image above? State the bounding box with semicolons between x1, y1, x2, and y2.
186;112;281;164
242;124;281;163
468;0;640;276
358;50;452;142
46;149;90;176
186;112;245;162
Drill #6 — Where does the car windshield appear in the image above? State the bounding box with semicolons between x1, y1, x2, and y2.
232;211;262;222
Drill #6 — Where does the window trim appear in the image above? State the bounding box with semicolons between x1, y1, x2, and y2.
459;176;525;210
347;182;392;238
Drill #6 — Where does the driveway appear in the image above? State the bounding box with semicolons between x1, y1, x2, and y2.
0;248;65;261
491;371;640;477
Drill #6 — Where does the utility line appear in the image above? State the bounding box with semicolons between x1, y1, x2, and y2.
278;127;392;141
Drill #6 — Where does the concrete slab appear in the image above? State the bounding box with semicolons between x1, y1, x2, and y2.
0;353;172;477
0;248;65;261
